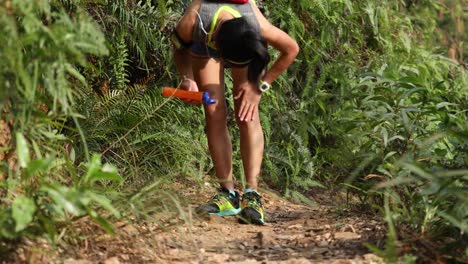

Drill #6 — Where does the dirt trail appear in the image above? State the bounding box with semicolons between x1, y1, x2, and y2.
147;188;386;264
10;184;387;264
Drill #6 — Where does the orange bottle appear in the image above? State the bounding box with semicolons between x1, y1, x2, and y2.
162;87;216;104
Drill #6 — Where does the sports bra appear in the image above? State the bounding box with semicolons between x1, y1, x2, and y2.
191;0;260;57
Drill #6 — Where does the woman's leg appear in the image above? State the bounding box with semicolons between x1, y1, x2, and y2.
231;67;264;191
192;58;234;190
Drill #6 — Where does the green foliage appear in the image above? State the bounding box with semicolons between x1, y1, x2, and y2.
0;0;121;244
77;84;210;187
1;133;122;241
1;0;107;114
0;0;466;261
111;37;130;90
260;0;467;260
262;108;322;194
80;0;185;90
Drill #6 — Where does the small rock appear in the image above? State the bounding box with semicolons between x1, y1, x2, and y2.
311;226;324;232
206;253;230;264
343;224;356;233
257;231;277;248
197;222;209;228
104;257;120;264
96;234;113;242
123;224;139;236
331;260;352;264
364;253;385;263
304;219;316;226
64;259;92;264
115;221;127;228
318;240;329;247
285;257;312;264
288;224;303;229
334;232;361;240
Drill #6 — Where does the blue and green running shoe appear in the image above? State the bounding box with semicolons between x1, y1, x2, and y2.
238;190;265;225
195;187;241;217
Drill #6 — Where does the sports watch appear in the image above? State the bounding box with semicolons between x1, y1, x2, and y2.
259;80;271;93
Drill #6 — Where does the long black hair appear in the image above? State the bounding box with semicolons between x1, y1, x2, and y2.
215;17;270;83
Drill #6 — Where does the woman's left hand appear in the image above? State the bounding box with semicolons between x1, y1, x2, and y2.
234;84;262;122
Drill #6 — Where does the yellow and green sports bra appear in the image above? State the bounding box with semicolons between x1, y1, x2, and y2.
191;0;260;58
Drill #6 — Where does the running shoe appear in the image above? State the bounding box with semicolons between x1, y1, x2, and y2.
238;190;265;225
195;187;241;217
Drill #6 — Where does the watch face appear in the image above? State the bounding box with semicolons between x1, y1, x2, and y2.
260;82;270;92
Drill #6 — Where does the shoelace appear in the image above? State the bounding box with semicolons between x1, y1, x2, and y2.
211;189;231;204
243;192;263;207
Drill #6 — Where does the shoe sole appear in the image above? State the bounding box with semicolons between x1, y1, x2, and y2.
237;214;265;225
210;208;241;217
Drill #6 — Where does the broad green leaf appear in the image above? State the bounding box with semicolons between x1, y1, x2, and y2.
437;170;468;177
436;102;457;109
0;209;17;239
24;158;52;179
92;216;115;234
83;154;122;184
69;147;76;162
88;164;123;184
421;182;440;195
434;148;447;157
389;135;405;142
375;177;414;189
401;110;411;134
316;99;326;113
12;195;36;232
381;127;388;147
41;186;83;216
16;133;30;168
383;151;397;161
87;192;120;217
401;163;432;180
399;31;411;53
65;63;86;85
83;154;102;183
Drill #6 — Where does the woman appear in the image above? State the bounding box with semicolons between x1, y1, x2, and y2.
172;0;299;225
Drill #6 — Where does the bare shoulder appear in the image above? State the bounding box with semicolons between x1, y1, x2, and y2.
250;1;271;34
250;2;283;41
175;0;202;42
250;2;299;53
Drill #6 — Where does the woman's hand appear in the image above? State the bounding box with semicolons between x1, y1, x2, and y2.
178;77;199;104
234;83;262;122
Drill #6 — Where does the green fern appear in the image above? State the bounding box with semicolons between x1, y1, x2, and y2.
111;38;130;90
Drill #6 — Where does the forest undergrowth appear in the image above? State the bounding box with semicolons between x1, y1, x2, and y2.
0;0;466;263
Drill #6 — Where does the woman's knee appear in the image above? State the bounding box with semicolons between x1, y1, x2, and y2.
236;117;261;132
205;102;228;124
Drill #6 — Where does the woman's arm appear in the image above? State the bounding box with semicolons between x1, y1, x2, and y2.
172;0;200;80
251;3;300;84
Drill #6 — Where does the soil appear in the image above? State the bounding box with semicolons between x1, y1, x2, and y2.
0;119;13;182
5;182;387;264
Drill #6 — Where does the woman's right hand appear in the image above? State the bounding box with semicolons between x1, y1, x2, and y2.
178;78;200;104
